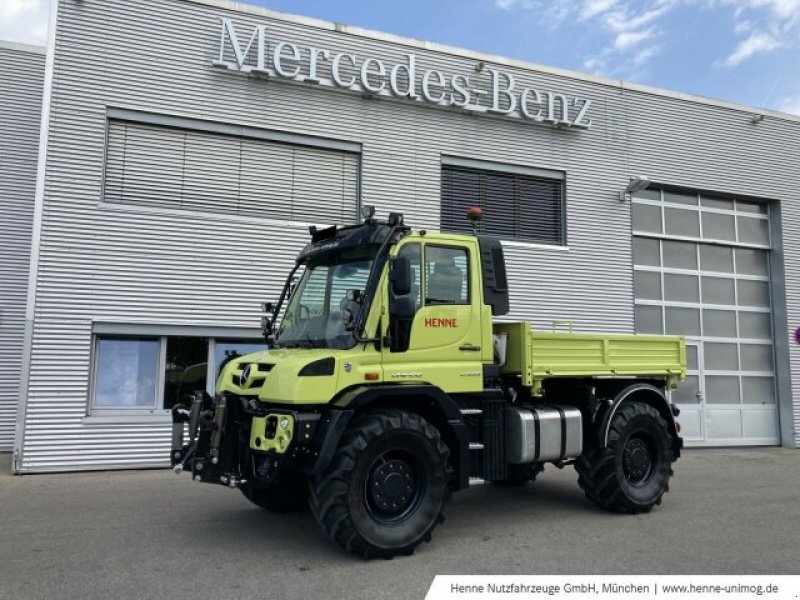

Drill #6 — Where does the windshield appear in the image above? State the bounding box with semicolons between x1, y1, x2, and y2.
277;251;374;349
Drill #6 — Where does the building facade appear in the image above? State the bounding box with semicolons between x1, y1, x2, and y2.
0;42;45;452
8;0;800;472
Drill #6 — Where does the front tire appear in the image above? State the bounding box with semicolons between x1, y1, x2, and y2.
309;409;450;559
575;401;673;514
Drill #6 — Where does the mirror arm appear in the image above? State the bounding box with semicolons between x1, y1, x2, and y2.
264;262;302;344
352;224;405;344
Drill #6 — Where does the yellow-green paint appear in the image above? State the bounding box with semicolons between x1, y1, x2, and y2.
216;231;687;415
249;413;294;453
495;321;686;395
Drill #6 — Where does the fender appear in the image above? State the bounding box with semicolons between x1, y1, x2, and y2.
598;383;682;458
306;384;470;488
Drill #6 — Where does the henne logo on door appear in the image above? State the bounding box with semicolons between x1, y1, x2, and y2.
212;18;593;129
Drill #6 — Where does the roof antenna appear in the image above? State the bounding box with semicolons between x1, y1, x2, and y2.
467;206;482;235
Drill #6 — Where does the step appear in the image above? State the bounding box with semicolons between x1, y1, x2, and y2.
468;442;484;450
460;408;483;415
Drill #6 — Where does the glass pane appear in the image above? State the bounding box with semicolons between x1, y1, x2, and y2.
425;245;469;304
701;276;735;305
701;212;735;241
632;203;662;233
735;248;768;276
705;375;740;404
673;375;700;404
699;244;733;273
737;216;769;245
703;309;736;338
665;307;700;335
635;305;662;334
633;188;660;201
739;344;773;372
94;337;159;408
662;241;697;269
686;345;699;370
164;337;209;410
664;274;699;302
664;191;697;205
633;237;660;267
737;200;767;214
664;207;700;237
700;196;734;210
741;377;775;404
737;280;770;307
738;312;772;340
634;271;661;300
704;342;738;370
214;339;266;377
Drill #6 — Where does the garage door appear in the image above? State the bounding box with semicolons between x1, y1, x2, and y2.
632;188;778;446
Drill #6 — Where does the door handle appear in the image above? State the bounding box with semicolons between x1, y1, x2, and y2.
459;344;481;352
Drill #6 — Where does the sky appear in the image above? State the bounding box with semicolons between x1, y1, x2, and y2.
1;0;799;115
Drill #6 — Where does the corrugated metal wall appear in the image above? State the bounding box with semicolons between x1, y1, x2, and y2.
0;44;45;450
15;0;800;470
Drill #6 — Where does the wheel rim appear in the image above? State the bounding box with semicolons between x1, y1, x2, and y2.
622;433;656;486
365;450;425;525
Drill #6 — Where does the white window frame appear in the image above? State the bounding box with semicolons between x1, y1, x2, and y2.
87;324;264;418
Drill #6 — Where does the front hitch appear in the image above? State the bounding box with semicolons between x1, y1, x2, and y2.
170;390;213;471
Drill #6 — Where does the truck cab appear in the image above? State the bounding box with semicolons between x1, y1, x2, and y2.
172;208;685;559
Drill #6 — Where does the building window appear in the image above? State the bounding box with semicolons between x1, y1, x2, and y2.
93;337;160;409
440;159;565;245
164;337;210;410
104;119;359;226
90;334;264;415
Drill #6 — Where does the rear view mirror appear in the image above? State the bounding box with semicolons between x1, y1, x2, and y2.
389;255;412;296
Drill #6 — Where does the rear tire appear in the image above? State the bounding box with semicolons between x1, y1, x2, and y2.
492;463;544;487
575;401;673;514
309;409;450;559
240;476;309;513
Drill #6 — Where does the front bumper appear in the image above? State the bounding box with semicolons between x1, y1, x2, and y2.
170;391;348;488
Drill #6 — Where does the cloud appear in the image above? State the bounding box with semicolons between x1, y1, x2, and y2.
494;0;800;75
712;0;800;66
581;0;619;20
719;31;782;66
614;28;656;50
0;0;49;46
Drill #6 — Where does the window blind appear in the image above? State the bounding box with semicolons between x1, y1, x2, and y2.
441;164;564;245
104;120;359;226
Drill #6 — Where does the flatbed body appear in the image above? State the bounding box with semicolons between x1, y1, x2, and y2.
495;322;685;394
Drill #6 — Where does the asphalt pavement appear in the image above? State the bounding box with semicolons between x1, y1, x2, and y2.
1;448;798;600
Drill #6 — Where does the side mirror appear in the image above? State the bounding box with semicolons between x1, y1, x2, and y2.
389;255;412;297
262;301;275;314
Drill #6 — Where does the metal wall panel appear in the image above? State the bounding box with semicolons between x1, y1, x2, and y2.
16;0;800;470
0;44;45;450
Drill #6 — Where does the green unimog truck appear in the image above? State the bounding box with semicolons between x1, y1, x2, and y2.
171;207;685;558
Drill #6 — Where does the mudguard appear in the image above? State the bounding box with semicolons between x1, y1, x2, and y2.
307;384;471;488
598;382;682;458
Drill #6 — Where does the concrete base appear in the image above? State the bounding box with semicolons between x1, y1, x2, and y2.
1;448;798;599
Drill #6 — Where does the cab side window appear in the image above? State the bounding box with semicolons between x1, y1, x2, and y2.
425;246;469;305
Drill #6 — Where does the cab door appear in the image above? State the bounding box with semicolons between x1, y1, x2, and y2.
381;240;484;393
